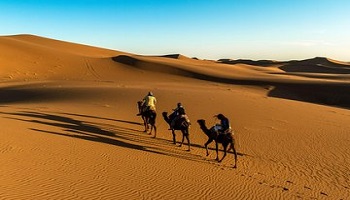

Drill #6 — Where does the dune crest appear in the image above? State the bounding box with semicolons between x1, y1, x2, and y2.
4;34;123;57
219;57;350;74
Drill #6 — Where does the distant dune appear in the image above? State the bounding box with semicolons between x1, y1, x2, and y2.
219;57;350;74
218;58;285;66
0;34;349;199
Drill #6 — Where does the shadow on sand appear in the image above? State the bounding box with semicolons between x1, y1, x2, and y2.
1;110;226;165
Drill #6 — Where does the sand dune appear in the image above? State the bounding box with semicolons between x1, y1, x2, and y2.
0;34;350;199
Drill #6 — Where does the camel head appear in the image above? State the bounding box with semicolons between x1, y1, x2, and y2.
197;119;212;135
162;112;170;123
197;119;206;123
137;101;143;110
197;119;206;128
162;112;168;117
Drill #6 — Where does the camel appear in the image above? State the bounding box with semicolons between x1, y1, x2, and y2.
137;101;157;137
162;112;191;151
197;119;237;168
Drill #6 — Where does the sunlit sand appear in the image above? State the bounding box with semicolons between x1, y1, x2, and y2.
1;34;349;199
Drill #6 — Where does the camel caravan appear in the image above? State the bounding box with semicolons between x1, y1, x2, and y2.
137;92;238;168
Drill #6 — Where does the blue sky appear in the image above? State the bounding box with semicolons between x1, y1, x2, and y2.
1;0;349;61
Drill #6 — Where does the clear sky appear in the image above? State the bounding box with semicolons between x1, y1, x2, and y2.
1;0;349;61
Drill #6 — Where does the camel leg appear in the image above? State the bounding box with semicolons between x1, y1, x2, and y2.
171;130;176;144
179;132;184;147
185;130;191;151
143;123;147;132
231;142;237;168
204;139;213;156
215;141;219;161
149;125;153;135
219;145;228;163
152;126;157;138
143;117;148;132
141;117;146;132
145;124;149;132
146;118;150;132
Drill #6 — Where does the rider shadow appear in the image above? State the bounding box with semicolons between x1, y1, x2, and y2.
2;110;207;163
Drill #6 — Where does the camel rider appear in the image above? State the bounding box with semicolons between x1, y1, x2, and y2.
169;103;190;129
214;113;231;135
138;91;157;115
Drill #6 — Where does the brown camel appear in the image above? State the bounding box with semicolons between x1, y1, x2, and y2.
137;101;157;137
162;112;191;151
197;119;237;168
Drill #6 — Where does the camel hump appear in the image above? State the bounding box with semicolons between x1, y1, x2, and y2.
175;116;190;128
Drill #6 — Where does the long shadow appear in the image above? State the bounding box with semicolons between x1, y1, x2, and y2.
1;110;213;164
30;128;147;151
5;111;115;137
59;112;143;126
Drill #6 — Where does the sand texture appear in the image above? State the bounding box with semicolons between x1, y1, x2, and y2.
0;34;349;199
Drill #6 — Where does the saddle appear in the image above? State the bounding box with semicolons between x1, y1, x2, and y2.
143;109;156;116
172;114;190;127
181;114;190;123
212;124;233;136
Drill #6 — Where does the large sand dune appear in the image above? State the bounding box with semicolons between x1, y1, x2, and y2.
0;34;349;199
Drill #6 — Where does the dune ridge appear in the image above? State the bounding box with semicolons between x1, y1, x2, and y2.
219;57;350;74
0;34;349;199
3;34;123;57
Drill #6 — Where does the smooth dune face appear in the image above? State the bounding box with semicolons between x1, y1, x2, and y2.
0;34;349;199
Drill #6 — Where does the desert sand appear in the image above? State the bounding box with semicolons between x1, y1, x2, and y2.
0;34;349;199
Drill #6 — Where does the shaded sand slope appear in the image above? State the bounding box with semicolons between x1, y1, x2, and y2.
0;34;350;199
112;54;350;108
217;57;350;108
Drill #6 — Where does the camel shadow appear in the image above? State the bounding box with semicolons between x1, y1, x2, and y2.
4;111;150;150
58;112;143;126
1;110;210;164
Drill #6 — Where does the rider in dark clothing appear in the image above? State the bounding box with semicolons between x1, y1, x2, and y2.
169;102;188;129
215;113;231;134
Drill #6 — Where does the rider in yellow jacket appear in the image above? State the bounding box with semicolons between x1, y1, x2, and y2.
141;91;157;113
